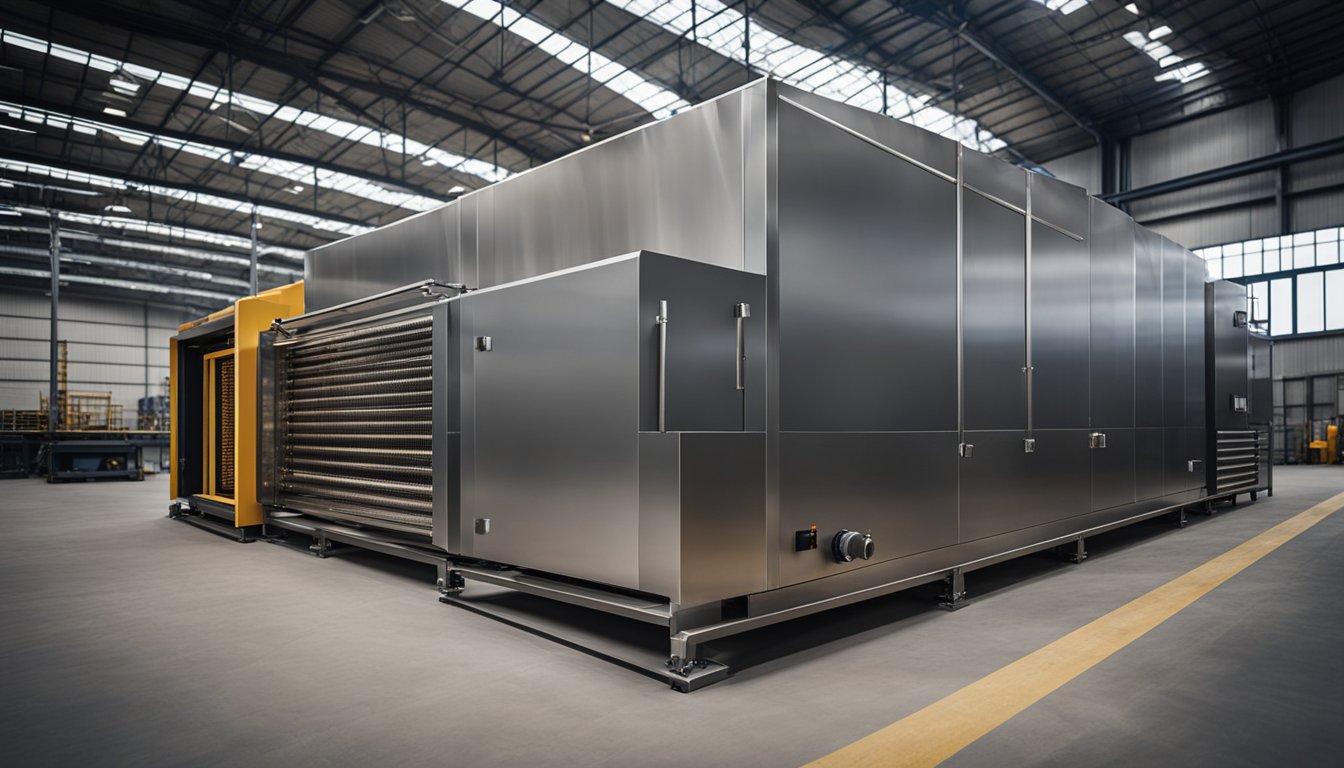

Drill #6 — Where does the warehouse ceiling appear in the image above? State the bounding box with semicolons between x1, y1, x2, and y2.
1;0;1341;312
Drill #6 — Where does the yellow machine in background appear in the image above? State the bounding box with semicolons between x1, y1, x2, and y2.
169;281;304;537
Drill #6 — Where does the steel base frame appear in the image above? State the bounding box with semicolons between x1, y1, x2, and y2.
169;499;258;542
261;489;1253;691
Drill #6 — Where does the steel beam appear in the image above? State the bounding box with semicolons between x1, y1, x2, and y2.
1100;135;1344;206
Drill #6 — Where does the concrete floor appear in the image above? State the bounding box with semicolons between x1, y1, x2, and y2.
1;467;1341;767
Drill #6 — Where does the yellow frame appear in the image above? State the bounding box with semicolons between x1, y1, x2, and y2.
170;281;305;527
202;348;236;502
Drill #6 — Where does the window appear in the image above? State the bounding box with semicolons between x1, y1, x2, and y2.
1327;269;1344;331
1297;271;1324;333
1249;281;1268;327
1270;278;1293;336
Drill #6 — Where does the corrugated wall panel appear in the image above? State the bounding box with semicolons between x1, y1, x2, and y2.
0;286;190;418
1291;190;1344;232
1043;146;1101;195
1130;170;1277;224
1290;74;1344;146
1130;101;1275;187
1273;335;1344;379
1144;202;1279;250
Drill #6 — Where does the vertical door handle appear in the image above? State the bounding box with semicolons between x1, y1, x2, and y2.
656;300;668;433
734;302;750;391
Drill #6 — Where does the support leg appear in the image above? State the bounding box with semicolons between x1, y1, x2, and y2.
1062;537;1088;564
1173;507;1188;528
309;531;332;558
939;568;967;611
437;567;465;597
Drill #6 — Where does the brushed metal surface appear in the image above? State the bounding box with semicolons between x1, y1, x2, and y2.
960;429;1091;542
1029;171;1089;238
776;82;957;178
963;192;1026;431
1032;220;1091;429
1135;227;1164;428
484;94;748;287
1088;200;1135;428
964;149;1027;210
636;254;766;433
1249;334;1273;426
1161;238;1186;432
677;432;767;606
431;302;458;553
1136;427;1164;499
1207;280;1251;433
305;206;458;311
777;431;959;588
776;99;958;432
1091;427;1136;510
467;258;641;588
1183;252;1207;429
638;432;681;601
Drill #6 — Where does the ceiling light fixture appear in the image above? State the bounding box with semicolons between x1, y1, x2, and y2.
109;78;140;94
290;185;304;193
448;185;466;195
0;204;20;216
103;106;127;117
0;179;14;188
1148;25;1172;39
1124;3;1140;13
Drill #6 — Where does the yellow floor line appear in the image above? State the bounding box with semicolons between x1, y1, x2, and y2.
807;490;1344;768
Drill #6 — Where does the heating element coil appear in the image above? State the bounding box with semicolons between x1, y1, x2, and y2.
276;313;434;536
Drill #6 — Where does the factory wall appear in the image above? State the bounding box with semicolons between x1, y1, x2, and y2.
0;285;191;424
1044;73;1344;250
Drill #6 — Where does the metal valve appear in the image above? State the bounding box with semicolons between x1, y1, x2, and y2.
832;530;875;563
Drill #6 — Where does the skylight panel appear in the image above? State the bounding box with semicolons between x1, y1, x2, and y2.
0;101;445;212
0;28;509;186
0;158;372;237
1030;0;1092;14
1122;21;1209;83
439;0;692;120
605;1;1008;154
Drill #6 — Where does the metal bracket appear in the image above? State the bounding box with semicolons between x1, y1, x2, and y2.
1089;432;1107;449
474;335;493;352
1023;437;1036;454
958;442;974;459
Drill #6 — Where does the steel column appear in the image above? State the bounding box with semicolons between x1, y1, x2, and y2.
249;205;259;296
47;214;59;434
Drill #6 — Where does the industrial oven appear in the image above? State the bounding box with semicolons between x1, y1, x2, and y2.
234;79;1269;689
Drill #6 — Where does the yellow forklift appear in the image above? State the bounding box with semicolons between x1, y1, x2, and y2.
169;282;304;539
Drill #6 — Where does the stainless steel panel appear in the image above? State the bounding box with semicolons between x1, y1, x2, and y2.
677;432;767;607
638;432;681;601
1136;427;1164;500
431;301;458;553
778;432;959;588
637;254;766;432
1091;427;1136;510
776;82;957;178
776;100;958;431
1163;426;1203;494
467;258;641;589
1161;238;1186;431
305;206;458;311
743;80;769;276
483;93;748;287
1032;221;1091;429
1135;227;1164;428
963;193;1027;430
1188;427;1206;493
1206;280;1249;432
1029;172;1089;237
1249;335;1272;425
960;429;1091;542
964;149;1027;210
458;194;478;289
1089;200;1135;428
1184;253;1206;429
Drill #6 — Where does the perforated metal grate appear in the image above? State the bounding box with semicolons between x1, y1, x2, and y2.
216;354;235;496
